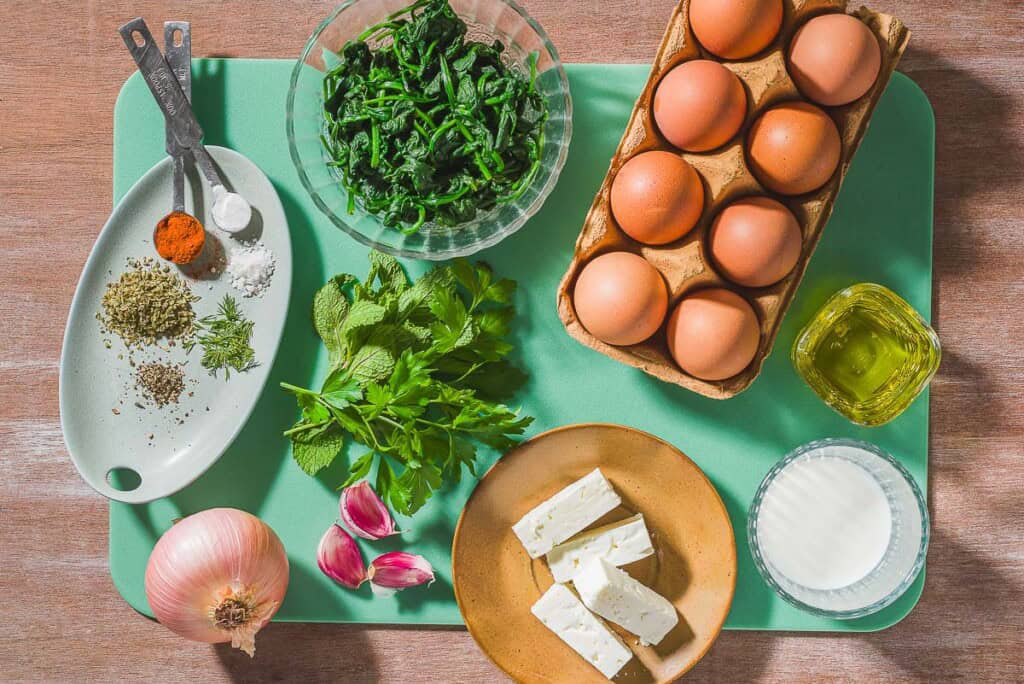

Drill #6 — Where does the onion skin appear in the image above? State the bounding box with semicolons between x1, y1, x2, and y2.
144;508;289;657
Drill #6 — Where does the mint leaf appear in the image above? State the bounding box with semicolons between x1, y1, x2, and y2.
398;265;450;318
313;276;354;357
402;320;433;345
292;428;345;476
349;344;395;384
367;251;408;295
340;300;388;345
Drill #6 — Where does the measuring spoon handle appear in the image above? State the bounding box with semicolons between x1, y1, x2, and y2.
119;18;202;149
164;21;191;215
119;18;230;194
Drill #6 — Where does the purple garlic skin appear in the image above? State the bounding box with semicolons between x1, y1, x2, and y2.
317;523;367;589
340;481;398;540
368;551;435;591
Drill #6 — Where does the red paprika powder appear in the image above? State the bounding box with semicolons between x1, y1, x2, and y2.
154;212;206;264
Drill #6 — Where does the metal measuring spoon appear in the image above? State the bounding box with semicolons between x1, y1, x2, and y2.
152;21;205;264
165;21;194;224
119;18;252;234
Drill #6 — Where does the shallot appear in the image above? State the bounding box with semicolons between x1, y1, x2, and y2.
144;508;289;657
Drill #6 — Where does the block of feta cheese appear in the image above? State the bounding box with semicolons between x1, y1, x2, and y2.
546;513;655;583
574;559;679;647
512;468;621;558
531;583;633;679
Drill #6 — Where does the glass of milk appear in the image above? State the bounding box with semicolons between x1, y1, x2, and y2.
748;438;928;618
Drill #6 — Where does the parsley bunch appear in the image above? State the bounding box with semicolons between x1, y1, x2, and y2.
282;251;532;515
321;0;548;233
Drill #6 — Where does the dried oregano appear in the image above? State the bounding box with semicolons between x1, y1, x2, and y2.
97;257;198;347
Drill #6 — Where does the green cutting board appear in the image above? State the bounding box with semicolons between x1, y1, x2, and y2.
110;60;934;632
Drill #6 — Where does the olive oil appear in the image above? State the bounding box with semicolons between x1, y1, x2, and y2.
793;284;940;426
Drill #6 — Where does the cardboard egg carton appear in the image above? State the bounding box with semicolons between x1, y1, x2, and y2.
556;0;910;399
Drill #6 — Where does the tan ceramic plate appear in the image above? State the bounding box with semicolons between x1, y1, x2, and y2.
453;424;736;683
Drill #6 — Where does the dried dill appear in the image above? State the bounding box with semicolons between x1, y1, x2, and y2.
185;295;257;379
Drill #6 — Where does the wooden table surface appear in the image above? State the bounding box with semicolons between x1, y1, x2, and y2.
2;1;1021;681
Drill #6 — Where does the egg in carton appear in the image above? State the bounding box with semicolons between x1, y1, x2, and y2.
556;0;910;399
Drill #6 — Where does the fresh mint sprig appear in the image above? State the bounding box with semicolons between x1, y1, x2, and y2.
282;251;531;515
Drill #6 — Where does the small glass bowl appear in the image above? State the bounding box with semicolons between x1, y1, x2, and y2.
792;283;941;426
287;0;572;260
748;438;929;619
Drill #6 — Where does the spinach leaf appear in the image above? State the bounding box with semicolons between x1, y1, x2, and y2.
321;0;549;233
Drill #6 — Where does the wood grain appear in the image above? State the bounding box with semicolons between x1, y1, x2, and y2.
1;1;1021;682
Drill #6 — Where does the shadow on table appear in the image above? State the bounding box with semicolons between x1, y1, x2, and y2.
900;45;1023;445
213;565;467;683
900;47;1023;292
213;562;374;681
862;527;1022;680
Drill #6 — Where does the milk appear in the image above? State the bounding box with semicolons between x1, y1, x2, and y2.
756;454;893;591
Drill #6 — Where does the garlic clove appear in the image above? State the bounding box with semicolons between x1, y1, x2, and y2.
317;523;367;589
368;551;435;591
370;583;398;598
340;481;398;540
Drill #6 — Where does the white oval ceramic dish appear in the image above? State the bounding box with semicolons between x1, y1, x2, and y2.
60;146;291;503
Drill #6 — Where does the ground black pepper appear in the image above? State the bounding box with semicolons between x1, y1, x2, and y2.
135;363;186;407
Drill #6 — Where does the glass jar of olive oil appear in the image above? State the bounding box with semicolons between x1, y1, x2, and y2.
792;284;941;426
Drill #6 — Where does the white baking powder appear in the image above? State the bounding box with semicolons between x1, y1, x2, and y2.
212;188;253;233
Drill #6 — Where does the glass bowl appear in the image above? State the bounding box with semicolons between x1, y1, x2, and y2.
747;438;929;619
287;0;572;260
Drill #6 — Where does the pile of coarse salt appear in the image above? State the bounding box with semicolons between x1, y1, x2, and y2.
227;241;276;298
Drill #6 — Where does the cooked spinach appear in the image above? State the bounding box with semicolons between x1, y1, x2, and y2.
320;0;548;233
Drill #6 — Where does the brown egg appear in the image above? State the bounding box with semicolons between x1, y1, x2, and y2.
573;252;668;346
788;14;882;106
667;289;760;381
709;197;803;287
654;60;747;152
747;102;841;195
689;0;783;59
610;151;704;245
